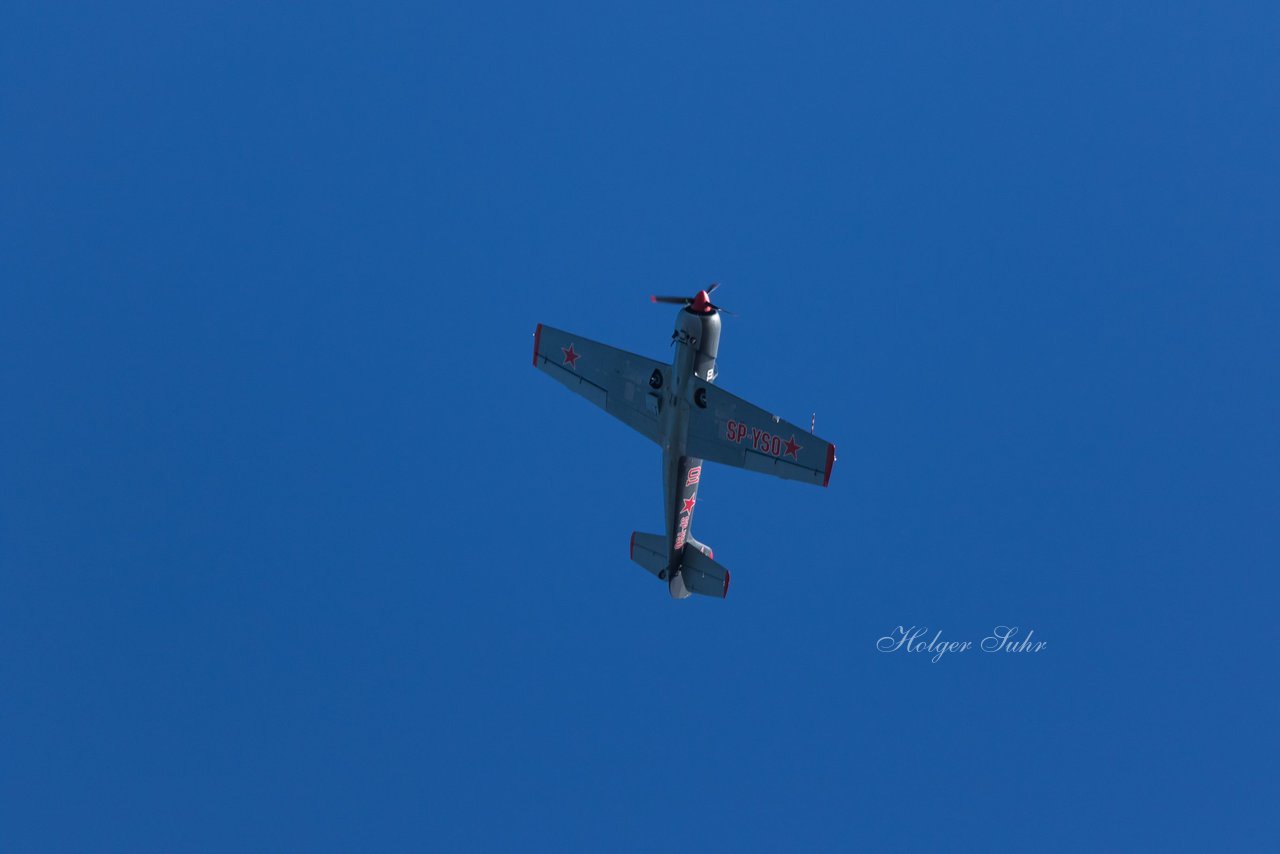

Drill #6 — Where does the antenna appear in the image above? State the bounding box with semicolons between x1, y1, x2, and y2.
810;412;816;434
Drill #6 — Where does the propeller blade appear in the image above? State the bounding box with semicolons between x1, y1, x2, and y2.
706;281;720;294
651;296;691;304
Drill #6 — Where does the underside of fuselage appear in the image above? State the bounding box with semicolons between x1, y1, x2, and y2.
656;299;722;597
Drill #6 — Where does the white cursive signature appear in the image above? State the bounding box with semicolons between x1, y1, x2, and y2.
877;626;1047;662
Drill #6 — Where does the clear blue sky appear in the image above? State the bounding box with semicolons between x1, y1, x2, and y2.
3;2;1277;851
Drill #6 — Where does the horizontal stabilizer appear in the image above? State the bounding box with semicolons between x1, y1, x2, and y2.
679;546;730;599
630;532;668;579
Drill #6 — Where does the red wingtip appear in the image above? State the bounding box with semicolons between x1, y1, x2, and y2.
532;323;543;367
822;443;836;487
722;569;730;598
629;531;635;560
707;548;713;560
649;295;658;303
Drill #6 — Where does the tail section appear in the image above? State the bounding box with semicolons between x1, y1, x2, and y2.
629;532;730;600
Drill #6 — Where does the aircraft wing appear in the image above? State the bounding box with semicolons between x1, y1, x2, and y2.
686;377;836;487
533;323;667;444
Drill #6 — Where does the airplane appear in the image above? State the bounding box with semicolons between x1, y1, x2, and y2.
532;284;836;599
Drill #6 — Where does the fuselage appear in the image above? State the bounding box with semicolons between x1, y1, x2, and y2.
658;302;721;597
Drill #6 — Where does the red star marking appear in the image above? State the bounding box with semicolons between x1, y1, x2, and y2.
561;343;580;369
783;435;803;459
682;496;697;514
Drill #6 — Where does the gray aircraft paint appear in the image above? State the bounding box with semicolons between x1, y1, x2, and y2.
660;306;720;597
533;292;834;599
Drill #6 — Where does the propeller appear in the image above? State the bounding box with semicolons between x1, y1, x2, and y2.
650;282;734;315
